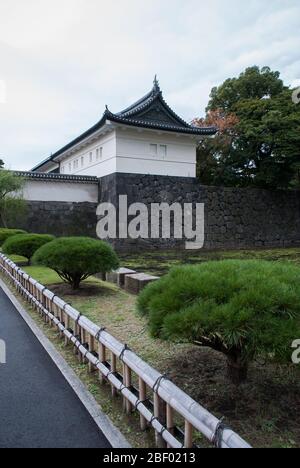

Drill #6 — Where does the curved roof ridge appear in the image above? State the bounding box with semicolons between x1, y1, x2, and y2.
158;93;191;128
116;89;154;116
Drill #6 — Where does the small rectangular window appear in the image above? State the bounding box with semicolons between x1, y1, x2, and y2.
81;156;84;167
89;152;93;163
150;144;157;156
160;145;167;157
96;148;99;160
69;163;72;172
100;147;103;159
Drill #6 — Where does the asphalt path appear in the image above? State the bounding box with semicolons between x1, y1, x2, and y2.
0;286;111;448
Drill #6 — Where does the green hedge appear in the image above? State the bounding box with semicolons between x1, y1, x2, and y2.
2;234;55;262
0;228;27;246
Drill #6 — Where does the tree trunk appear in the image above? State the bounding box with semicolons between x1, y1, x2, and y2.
72;278;81;290
226;356;248;385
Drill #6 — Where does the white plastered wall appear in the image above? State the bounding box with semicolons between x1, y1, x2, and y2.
21;180;99;203
59;131;117;178
115;127;197;177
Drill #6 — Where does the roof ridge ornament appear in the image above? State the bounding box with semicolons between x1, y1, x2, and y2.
152;75;161;94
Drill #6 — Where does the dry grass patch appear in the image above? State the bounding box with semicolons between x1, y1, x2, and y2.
48;278;190;369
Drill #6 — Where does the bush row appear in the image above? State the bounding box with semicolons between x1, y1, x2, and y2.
0;228;27;245
0;228;119;290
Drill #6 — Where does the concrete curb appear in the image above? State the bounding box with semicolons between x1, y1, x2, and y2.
0;277;131;449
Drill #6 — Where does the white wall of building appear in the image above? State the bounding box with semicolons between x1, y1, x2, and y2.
55;126;197;179
22;180;99;203
59;131;117;178
115;128;197;177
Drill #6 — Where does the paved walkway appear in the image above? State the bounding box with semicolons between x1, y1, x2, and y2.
0;286;111;448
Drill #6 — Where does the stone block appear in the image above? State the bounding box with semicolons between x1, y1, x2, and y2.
106;268;137;287
124;273;159;295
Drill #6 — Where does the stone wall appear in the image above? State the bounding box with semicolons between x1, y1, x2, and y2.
15;173;300;251
99;173;300;251
15;201;98;238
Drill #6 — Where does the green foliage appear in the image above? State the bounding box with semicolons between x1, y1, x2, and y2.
3;234;55;262
207;66;284;111
0;228;27;245
198;66;300;189
3;197;27;228
0;170;26;227
138;260;300;383
32;237;120;289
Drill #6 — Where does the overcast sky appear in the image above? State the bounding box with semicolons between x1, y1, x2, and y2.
0;0;299;171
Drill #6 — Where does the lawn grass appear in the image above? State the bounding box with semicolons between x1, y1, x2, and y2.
8;254;28;265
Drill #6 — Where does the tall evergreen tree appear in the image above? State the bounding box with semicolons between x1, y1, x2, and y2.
196;66;300;189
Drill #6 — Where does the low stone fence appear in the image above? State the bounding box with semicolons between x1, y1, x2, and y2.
0;254;251;449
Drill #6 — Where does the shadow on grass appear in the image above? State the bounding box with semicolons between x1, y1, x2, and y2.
49;281;118;298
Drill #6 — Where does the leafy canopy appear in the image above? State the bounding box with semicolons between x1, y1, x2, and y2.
0;169;26;227
195;66;300;189
3;234;55;262
32;237;120;289
138;260;300;383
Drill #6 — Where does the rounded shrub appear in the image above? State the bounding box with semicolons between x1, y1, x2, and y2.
138;260;300;384
2;234;55;263
0;228;27;246
32;237;120;290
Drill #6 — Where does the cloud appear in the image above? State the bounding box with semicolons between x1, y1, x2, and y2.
0;0;299;170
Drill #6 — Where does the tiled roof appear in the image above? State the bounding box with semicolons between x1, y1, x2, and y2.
32;77;216;171
108;77;216;135
15;171;99;183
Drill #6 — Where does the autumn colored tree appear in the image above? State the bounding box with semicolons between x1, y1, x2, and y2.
193;110;239;186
